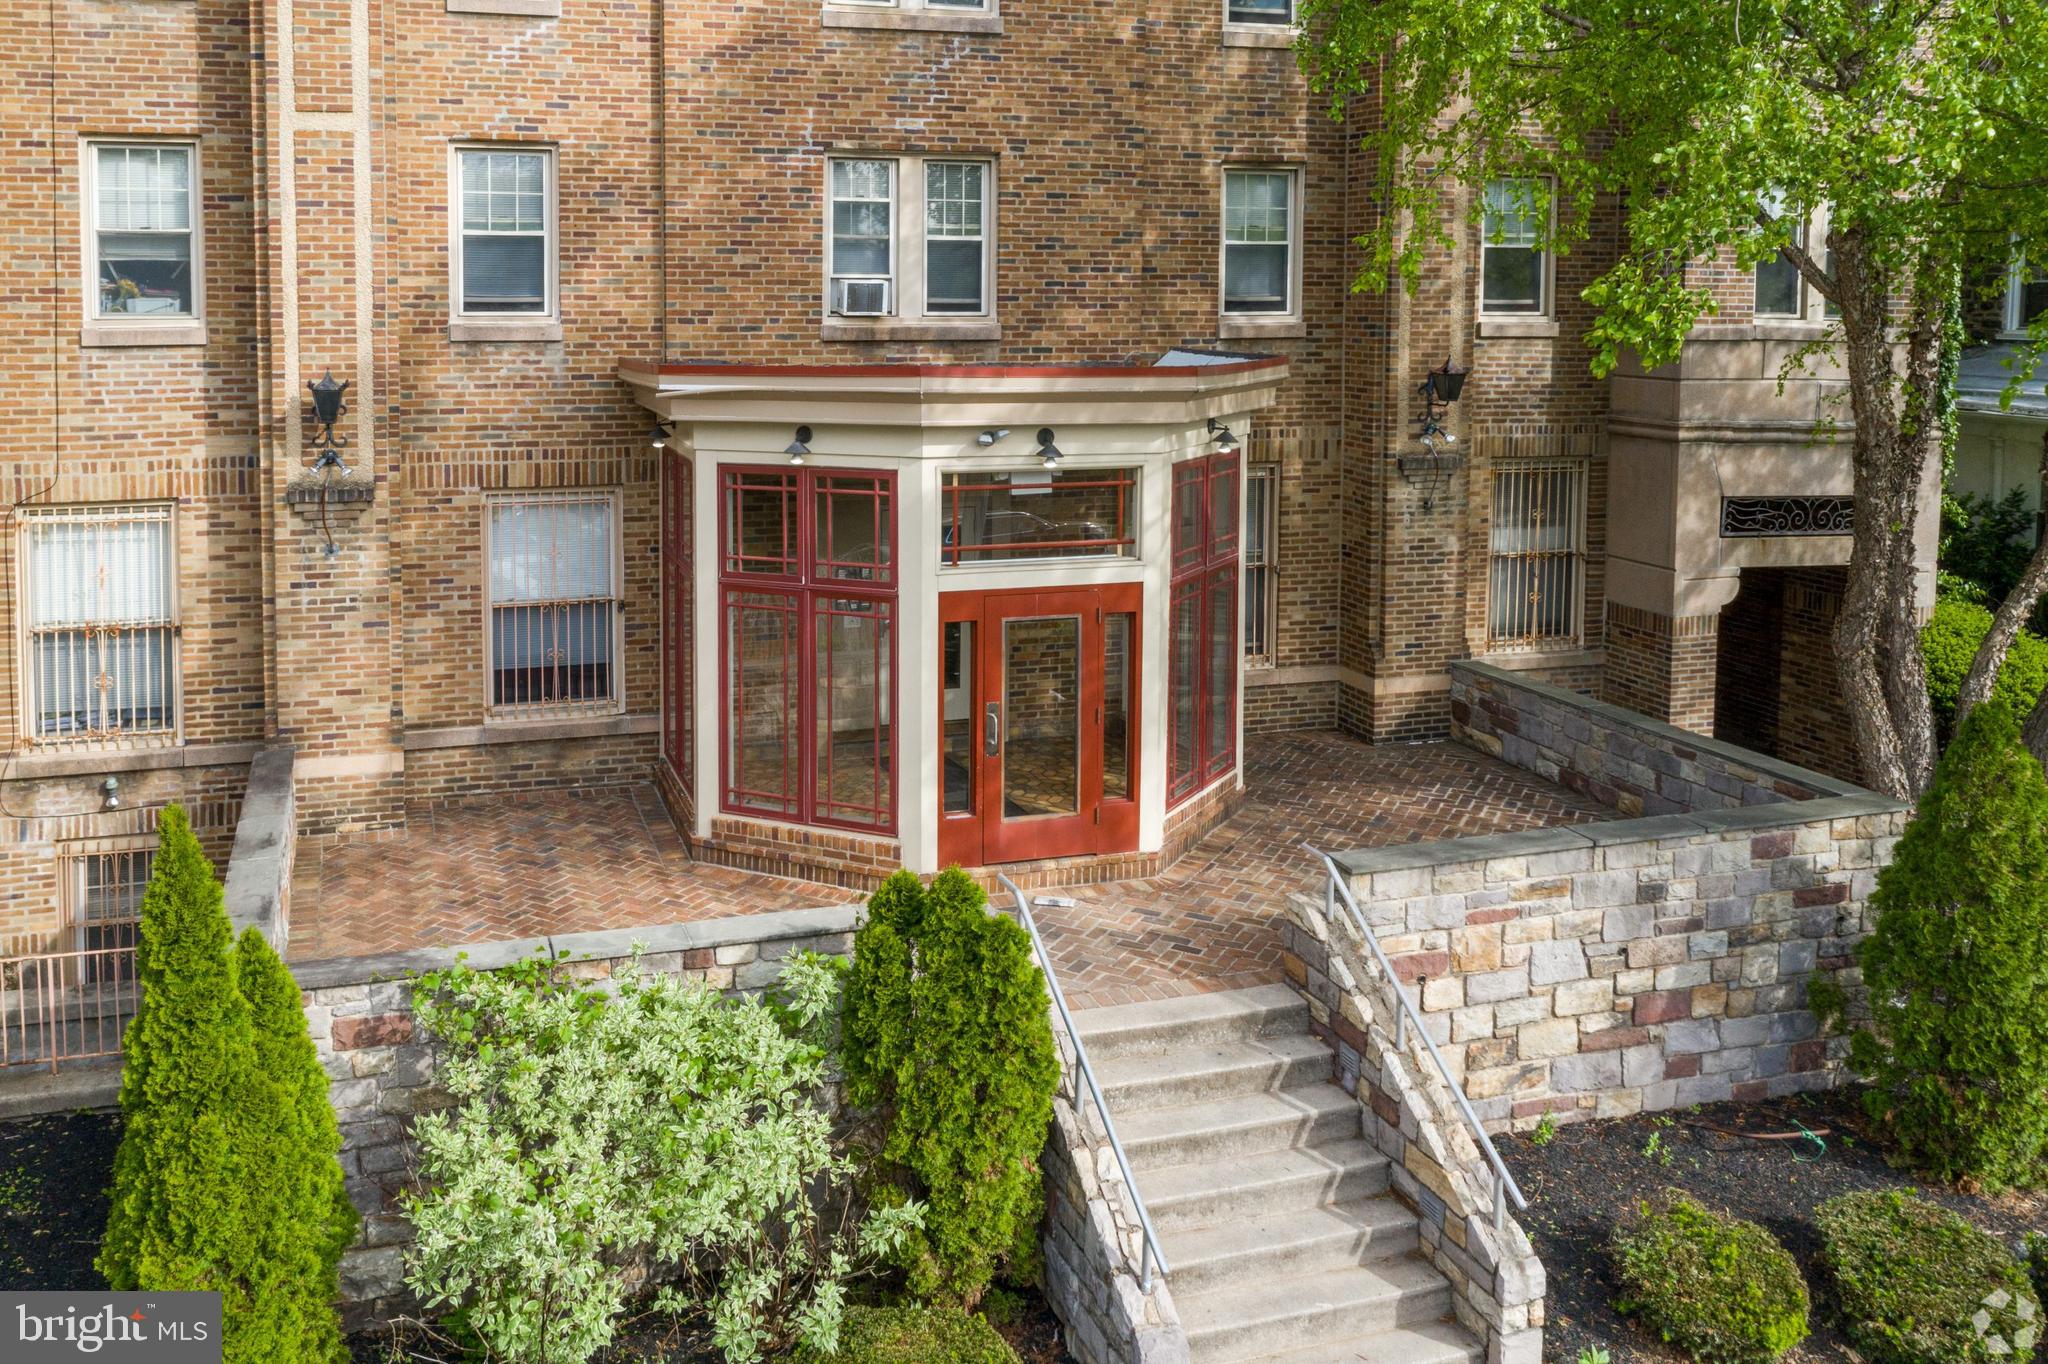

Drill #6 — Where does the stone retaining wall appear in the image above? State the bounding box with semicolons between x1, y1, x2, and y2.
1451;660;1856;815
1041;1031;1187;1364
291;906;860;1328
222;747;296;947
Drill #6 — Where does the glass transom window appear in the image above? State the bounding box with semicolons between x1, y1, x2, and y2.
93;144;196;319
941;468;1138;565
458;148;552;316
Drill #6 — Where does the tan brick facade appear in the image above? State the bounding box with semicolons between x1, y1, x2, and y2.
0;0;1904;953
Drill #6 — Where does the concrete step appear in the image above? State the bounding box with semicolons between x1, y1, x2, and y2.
1095;1033;1334;1113
1120;1082;1361;1171
1222;1320;1484;1364
1181;1258;1454;1363
1072;983;1306;1062
1161;1196;1421;1298
1141;1138;1390;1231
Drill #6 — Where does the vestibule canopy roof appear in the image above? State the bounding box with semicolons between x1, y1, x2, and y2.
617;351;1290;430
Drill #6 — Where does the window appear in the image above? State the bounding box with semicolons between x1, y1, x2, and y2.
831;0;988;11
2007;261;2048;334
67;842;154;964
485;491;621;717
661;457;694;797
1755;190;1805;318
21;505;178;744
827;155;993;321
1169;453;1240;805
1222;169;1297;316
454;146;555;318
1480;178;1548;315
1243;464;1277;665
88;142;198;320
1488;460;1586;650
940;467;1137;565
1227;0;1292;23
720;467;897;833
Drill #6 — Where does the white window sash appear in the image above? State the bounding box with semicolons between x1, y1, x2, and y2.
452;145;556;321
922;160;988;316
484;491;624;717
1221;169;1297;316
87;141;200;322
1480;178;1550;316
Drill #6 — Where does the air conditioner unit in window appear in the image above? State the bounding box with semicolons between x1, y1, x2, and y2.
832;278;893;317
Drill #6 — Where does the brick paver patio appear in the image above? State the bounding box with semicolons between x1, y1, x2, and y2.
287;732;1606;997
1033;731;1607;1011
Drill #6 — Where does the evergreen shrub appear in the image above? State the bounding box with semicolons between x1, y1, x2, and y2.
1919;596;2048;742
1817;1190;2042;1364
842;869;1060;1307
1813;702;2048;1188
1609;1192;1809;1363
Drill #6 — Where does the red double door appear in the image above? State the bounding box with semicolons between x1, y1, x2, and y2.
937;584;1142;868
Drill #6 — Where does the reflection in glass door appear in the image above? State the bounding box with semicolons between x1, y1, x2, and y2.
1001;616;1081;819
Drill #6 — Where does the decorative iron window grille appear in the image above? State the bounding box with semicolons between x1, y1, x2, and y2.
66;840;155;983
485;491;623;717
1719;496;1855;538
21;504;179;744
1488;460;1586;650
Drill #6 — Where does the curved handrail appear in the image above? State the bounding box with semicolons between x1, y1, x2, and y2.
1303;845;1529;1233
994;874;1171;1292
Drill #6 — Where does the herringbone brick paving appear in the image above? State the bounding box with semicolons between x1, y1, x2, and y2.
287;732;1605;998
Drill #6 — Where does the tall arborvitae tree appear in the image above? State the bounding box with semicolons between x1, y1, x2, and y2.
1826;703;2048;1188
98;805;263;1322
236;926;356;1362
842;868;1058;1307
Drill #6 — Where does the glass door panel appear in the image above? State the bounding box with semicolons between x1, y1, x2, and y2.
1103;614;1132;802
1001;616;1082;819
942;620;975;816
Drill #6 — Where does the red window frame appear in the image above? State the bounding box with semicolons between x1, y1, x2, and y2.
717;465;899;835
661;456;694;796
1168;450;1241;807
940;467;1139;565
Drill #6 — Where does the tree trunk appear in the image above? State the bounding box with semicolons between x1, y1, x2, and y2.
1829;233;1938;800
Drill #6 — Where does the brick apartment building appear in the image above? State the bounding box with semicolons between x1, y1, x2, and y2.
0;0;1935;959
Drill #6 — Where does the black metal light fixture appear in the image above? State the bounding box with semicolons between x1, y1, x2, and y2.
1417;355;1469;443
307;370;350;472
1035;427;1062;469
649;421;674;450
1398;356;1471;512
785;425;813;466
1207;418;1241;457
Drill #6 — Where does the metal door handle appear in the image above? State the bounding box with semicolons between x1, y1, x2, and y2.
984;701;1001;756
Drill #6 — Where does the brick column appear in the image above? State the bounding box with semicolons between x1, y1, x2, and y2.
1601;603;1720;734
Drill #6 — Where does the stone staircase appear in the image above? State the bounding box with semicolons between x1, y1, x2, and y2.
1074;984;1484;1364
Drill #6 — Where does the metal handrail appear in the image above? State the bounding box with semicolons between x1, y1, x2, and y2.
1304;846;1529;1234
995;874;1171;1292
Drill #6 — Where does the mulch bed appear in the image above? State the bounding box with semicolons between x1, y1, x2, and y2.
0;1108;120;1291
1501;1087;2047;1363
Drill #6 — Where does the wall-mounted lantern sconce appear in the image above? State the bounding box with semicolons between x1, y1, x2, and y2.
307;370;351;474
976;428;1011;448
1398;356;1471;512
785;425;813;466
102;776;120;810
1207;418;1241;457
649;421;674;450
1035;427;1062;469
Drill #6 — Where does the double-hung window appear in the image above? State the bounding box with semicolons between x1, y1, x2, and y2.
1243;465;1277;665
720;468;898;833
1488;460;1586;650
1754;190;1805;319
21;505;179;744
65;840;156;980
1480;178;1548;316
1169;453;1241;805
89;141;199;321
485;491;622;717
1226;0;1293;24
1222;169;1297;316
827;156;992;321
2007;260;2048;335
454;146;556;320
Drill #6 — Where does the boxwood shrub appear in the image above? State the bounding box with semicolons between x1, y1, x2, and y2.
1817;1190;2042;1364
793;1305;1019;1364
1610;1192;1809;1363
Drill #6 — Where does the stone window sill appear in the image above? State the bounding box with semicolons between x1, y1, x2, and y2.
821;318;1002;342
409;712;655;750
1223;24;1297;49
7;740;270;780
822;8;1002;33
1474;645;1603;673
81;319;208;348
1219;315;1305;340
1478;316;1560;339
449;319;563;343
1693;321;1833;342
449;0;560;15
